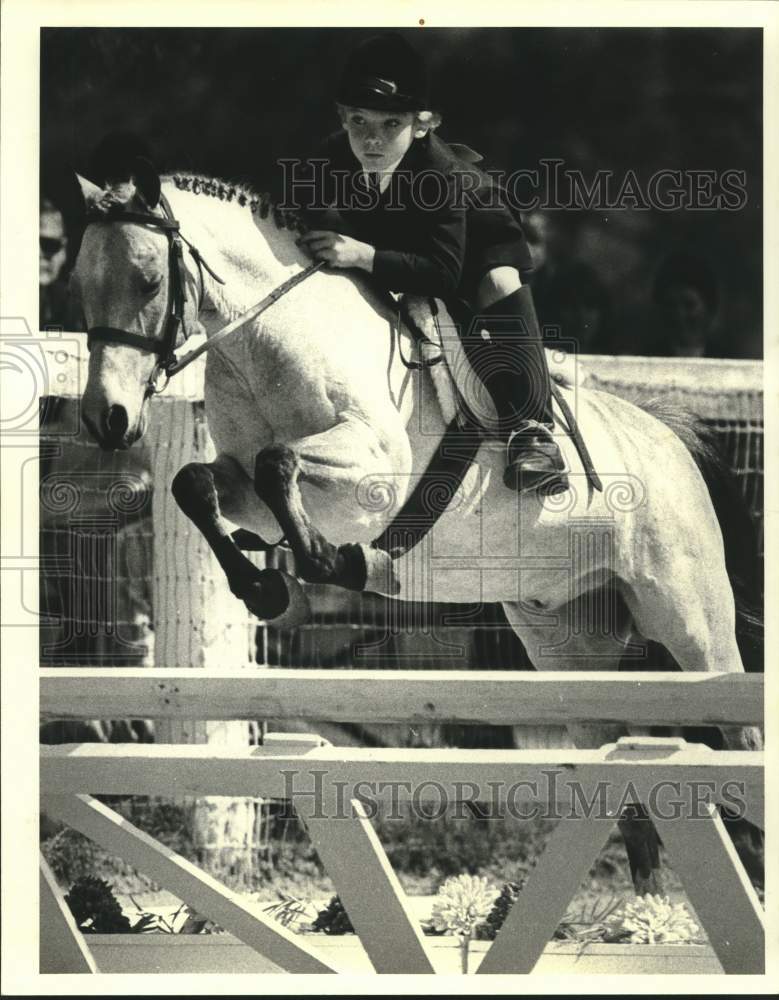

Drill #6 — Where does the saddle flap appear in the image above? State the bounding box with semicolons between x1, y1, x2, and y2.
400;295;582;434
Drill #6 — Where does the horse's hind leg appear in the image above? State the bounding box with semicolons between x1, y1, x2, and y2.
624;565;762;753
566;720;664;897
171;453;308;622
624;567;764;891
502;594;665;897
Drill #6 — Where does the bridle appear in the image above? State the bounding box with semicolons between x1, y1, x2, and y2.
85;192;324;397
85;193;228;396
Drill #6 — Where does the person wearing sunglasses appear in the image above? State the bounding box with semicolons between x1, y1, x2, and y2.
40;197;82;329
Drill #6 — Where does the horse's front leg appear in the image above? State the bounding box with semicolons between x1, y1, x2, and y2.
253;421;402;594
171;453;309;623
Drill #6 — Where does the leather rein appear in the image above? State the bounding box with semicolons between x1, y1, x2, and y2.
85;193;325;396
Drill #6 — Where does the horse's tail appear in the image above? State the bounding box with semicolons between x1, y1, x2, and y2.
636;397;763;672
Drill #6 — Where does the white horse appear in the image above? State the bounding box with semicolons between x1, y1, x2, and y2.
73;165;762;894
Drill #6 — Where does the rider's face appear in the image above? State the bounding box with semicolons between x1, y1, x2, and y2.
340;107;418;171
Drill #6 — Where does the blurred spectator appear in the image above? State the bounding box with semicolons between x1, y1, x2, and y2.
525;210;614;354
546;262;615;354
40;196;82;330
524;209;555;274
651;252;719;358
525;209;564;329
40;198;68;323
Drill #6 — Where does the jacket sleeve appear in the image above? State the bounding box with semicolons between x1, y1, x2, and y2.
371;181;466;298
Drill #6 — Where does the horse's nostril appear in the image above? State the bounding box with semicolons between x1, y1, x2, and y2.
105;404;129;439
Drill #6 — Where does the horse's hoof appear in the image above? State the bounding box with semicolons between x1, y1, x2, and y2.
238;568;311;626
231;528;278;552
236;567;307;623
633;871;664;898
266;571;312;628
359;544;401;596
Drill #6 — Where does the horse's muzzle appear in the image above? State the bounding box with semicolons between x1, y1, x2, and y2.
82;403;142;451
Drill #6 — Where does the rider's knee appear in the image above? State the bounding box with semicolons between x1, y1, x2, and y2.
476;267;522;309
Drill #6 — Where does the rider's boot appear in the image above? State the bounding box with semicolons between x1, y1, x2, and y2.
476;286;568;494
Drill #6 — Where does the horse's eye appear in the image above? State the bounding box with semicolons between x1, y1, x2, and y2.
140;276;162;295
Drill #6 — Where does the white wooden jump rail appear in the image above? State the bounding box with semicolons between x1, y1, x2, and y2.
40;668;764;975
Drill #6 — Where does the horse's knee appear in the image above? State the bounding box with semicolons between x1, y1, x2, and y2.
476;267;522;309
254;443;299;497
171;462;217;519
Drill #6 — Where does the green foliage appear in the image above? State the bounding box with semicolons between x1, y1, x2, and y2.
311;895;355;935
375;806;552;880
479;879;526;941
63;875;222;935
556;893;626;943
262;893;317;930
41;799;638;904
41;800;197;894
42;827;101;886
479;879;634;945
120;799;196;857
65;876;133;934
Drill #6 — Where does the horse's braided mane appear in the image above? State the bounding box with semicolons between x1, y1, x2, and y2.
167;172;307;233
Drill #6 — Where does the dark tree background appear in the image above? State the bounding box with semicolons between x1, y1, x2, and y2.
41;27;762;356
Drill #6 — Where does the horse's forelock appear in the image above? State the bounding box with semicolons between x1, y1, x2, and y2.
90;179;148;216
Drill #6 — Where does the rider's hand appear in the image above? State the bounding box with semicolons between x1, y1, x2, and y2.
297;231;375;272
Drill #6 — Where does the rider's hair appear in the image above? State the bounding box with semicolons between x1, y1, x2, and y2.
336;104;442;133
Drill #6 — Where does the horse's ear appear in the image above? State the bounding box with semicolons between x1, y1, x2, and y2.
131;155;161;209
75;173;108;212
89;132;161;209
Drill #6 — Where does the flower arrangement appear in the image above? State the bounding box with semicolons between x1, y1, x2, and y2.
430;874;497;972
604;894;701;945
477;881;702;950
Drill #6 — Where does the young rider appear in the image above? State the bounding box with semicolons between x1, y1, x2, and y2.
292;33;567;494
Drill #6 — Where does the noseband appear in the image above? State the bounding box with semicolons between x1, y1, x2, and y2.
85;193;226;396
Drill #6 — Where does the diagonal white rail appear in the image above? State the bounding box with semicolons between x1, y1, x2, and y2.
43;794;337;973
40;737;764;974
40;669;764;975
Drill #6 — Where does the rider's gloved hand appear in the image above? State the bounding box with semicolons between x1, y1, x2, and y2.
297;230;376;272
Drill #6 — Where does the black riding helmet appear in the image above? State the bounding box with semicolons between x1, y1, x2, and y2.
336;33;429;112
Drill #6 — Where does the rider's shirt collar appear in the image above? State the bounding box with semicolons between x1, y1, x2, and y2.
361;153;404;194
